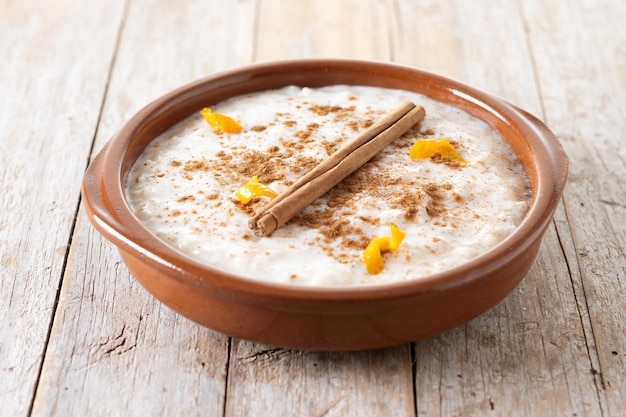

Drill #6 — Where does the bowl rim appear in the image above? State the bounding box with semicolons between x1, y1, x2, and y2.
82;58;568;305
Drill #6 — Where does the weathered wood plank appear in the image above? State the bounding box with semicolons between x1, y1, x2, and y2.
523;0;626;414
0;1;125;416
91;0;258;155
254;0;393;60
33;220;231;416
227;342;414;417
393;0;541;110
414;226;602;416
31;0;258;415
393;0;602;415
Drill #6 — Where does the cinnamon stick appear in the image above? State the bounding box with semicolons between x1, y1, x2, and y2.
249;101;426;237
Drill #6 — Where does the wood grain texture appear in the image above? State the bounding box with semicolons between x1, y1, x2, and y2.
414;226;602;416
0;1;125;416
226;342;413;417
522;0;626;414
254;0;393;60
33;215;230;416
31;0;257;415
90;0;258;155
393;0;602;415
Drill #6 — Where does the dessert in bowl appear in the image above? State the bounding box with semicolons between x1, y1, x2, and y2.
82;59;567;351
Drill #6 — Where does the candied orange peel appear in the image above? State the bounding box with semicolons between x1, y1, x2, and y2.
235;176;278;205
200;108;242;134
362;224;406;275
409;139;468;164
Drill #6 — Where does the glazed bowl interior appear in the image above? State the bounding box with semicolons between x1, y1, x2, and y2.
83;59;567;350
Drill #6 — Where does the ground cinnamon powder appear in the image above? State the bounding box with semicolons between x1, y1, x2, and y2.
158;105;468;265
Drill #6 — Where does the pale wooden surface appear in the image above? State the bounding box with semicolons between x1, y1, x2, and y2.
1;0;624;416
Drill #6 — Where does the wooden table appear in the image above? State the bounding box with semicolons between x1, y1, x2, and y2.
2;1;624;415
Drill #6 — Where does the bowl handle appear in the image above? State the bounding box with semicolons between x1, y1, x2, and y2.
81;141;129;242
513;104;569;201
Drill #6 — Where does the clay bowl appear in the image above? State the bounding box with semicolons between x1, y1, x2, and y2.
82;59;567;351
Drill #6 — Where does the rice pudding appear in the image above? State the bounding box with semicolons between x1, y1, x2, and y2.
126;85;531;286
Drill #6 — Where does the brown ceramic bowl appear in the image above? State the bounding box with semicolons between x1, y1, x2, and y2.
82;59;567;351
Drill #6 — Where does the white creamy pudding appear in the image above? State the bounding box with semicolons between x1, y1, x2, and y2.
126;85;531;286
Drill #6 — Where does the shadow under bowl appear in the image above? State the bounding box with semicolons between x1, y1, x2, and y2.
82;59;568;351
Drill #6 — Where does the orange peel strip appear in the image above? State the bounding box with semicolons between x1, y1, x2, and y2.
362;224;406;275
409;139;468;164
235;176;278;205
200;107;242;134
